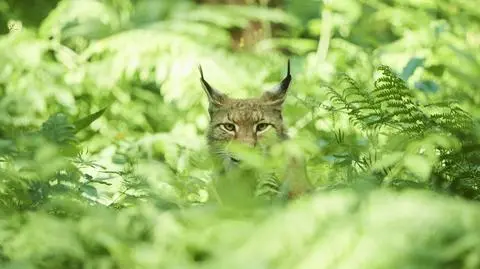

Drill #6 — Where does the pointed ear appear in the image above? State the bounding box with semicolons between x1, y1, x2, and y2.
199;65;227;106
261;59;291;106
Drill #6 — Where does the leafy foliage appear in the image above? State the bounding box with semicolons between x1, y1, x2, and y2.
0;0;479;268
2;190;480;269
324;65;479;198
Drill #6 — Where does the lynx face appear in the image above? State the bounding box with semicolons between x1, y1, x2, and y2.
199;61;291;164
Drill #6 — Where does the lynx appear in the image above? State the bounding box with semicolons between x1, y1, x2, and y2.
199;60;311;200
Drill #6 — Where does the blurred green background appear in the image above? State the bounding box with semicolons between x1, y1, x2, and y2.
0;0;479;268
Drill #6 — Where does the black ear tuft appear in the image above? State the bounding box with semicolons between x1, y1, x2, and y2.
199;64;226;106
199;64;205;79
261;59;292;105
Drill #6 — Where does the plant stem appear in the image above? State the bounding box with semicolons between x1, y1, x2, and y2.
316;1;333;65
259;0;272;39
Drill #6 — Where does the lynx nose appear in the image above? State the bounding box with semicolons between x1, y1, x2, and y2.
237;138;256;148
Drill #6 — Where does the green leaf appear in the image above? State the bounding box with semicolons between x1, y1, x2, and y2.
403;154;432;181
80;184;98;198
414;80;439;93
73;107;109;133
425;64;445;77
400;57;424;81
372;152;404;171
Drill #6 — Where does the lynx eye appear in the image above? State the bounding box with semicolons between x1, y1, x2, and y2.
255;123;270;133
220;123;236;132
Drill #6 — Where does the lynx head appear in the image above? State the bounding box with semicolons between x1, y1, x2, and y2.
199;61;291;164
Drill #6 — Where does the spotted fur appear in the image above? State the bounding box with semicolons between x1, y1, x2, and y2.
199;61;291;163
199;61;312;200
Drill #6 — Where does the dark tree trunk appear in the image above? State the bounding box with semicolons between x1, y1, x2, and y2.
195;0;284;51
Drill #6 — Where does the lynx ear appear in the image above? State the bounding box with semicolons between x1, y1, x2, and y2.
199;65;227;106
261;59;291;106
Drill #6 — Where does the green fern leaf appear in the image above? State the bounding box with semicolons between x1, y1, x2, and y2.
41;113;77;145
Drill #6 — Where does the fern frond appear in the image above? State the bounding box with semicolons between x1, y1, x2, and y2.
41;113;77;145
256;173;280;197
325;64;479;199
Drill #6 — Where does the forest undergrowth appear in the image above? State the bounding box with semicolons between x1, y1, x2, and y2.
1;0;479;268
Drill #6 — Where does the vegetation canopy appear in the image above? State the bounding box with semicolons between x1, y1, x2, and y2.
0;0;479;268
